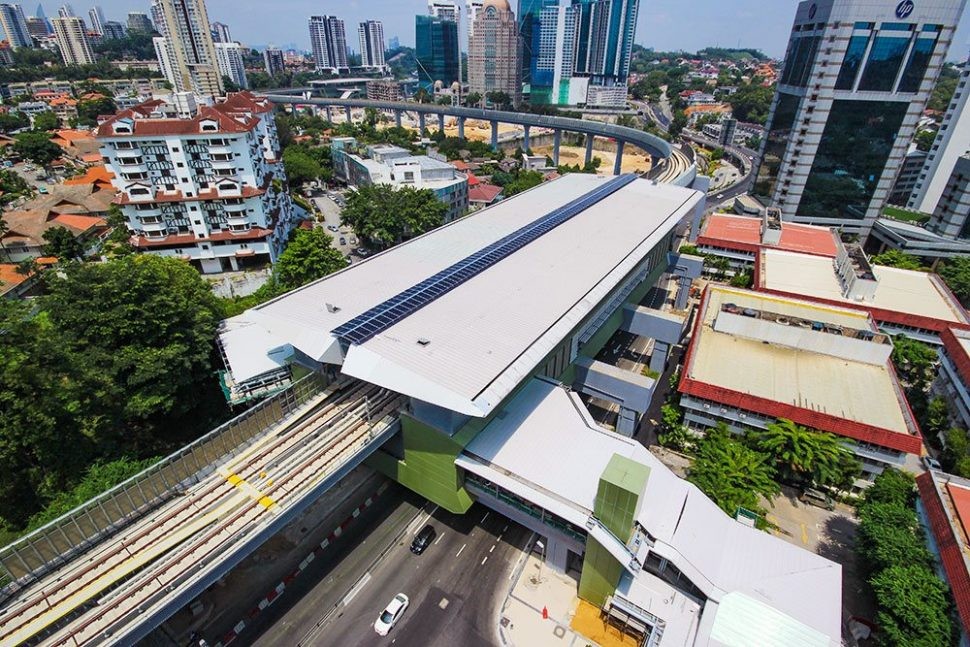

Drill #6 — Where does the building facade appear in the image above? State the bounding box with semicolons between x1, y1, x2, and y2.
96;92;299;274
0;4;34;48
429;0;460;22
87;5;104;34
358;19;385;70
126;11;153;33
468;0;520;106
909;57;970;214
51;14;92;64
214;41;247;90
151;0;223;99
209;19;229;43
263;46;283;77
888;145;929;205
308;15;348;73
753;0;966;235
101;20;124;39
466;0;483;38
366;79;402;102
416;13;460;90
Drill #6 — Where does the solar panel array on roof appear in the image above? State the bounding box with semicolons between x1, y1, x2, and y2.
332;173;639;345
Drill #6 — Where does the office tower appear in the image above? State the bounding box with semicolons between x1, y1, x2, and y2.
25;15;47;37
127;11;152;33
531;0;577;104
416;14;460;90
908;57;970;213
518;0;554;87
86;5;103;34
388;35;399;50
429;0;460;22
263;46;283;76
754;0;966;235
570;0;639;107
52;14;93;63
468;0;520;105
358;20;385;70
210;19;229;43
215;41;247;89
467;0;483;37
101;19;123;39
308;15;348;73
56;3;72;17
151;0;222;98
0;4;34;48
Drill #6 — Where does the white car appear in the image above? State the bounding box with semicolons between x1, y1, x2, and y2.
374;593;409;636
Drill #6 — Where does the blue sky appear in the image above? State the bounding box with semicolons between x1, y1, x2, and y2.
83;0;970;60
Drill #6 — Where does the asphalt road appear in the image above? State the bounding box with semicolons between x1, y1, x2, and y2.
247;501;529;647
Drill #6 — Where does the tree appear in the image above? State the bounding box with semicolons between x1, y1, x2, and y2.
31;110;60;132
42;226;84;260
465;91;482;107
869;249;925;271
857;501;931;572
862;467;915;507
13;131;63;165
869;565;954;647
102;204;135;258
503;170;544;196
222;75;240;93
748;419;859;489
687;425;779;517
915;128;938;152
938;256;970;308
486;90;512;109
891;334;937;389
75;95;117;127
729;83;774;124
282;145;324;186
0;168;31;204
0;111;28;133
341;184;446;249
274;227;347;290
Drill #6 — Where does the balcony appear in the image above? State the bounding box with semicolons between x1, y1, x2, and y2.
140;220;167;233
189;159;212;170
209;144;233;155
135;207;163;219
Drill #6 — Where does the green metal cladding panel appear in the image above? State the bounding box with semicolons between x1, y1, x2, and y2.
366;414;474;514
578;538;624;608
595;454;649;543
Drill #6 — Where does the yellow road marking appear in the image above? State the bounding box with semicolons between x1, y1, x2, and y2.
801;523;809;545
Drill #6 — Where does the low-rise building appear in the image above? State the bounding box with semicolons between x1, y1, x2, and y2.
933;327;970;432
695;211;838;268
332;139;468;222
51;128;101;163
680;285;924;489
756;243;970;344
96;92;299;274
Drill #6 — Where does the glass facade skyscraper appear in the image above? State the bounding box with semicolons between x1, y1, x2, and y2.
416;14;460;90
754;0;965;235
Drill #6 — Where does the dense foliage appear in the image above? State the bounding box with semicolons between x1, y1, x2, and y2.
870;249;926;271
341;184;446;249
13;131;63;165
938;256;970;308
0;47;163;83
274;227;346;289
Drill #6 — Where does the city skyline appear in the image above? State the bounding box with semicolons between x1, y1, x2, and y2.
75;0;970;59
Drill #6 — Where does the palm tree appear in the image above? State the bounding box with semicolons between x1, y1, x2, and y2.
15;257;36;277
0;216;9;261
688;425;779;516
748;419;859;488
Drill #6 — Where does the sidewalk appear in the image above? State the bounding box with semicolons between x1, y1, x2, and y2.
499;552;591;647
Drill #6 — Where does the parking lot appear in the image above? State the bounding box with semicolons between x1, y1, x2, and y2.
309;191;365;260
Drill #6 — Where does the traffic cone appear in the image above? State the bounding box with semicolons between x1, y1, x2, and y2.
542;606;548;620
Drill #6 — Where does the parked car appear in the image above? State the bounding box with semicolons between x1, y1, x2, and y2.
355;247;371;257
800;488;835;511
410;525;436;554
37;186;48;194
374;593;409;636
327;224;339;232
339;236;346;245
923;456;942;471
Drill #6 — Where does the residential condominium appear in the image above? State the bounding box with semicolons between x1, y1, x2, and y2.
96;92;298;274
752;0;966;236
151;0;223;98
358;19;385;70
209;19;229;43
0;3;34;48
214;41;247;90
126;10;152;33
468;0;520;106
308;15;348;73
87;5;104;35
51;14;93;65
263;46;283;77
101;19;124;39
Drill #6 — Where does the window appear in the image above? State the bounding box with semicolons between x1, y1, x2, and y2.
858;35;911;91
898;35;939;92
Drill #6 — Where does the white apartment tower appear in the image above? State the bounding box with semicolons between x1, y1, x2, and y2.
209;19;229;43
908;56;970;213
87;5;104;34
0;4;34;49
358;20;385;70
467;0;483;38
52;14;93;64
215;41;247;89
308;15;348;73
429;0;459;22
753;0;967;235
151;0;223;99
96;92;299;274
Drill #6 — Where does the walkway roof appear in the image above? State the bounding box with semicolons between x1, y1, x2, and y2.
221;175;701;416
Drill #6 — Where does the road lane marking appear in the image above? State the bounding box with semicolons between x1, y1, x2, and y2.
342;572;371;606
456;543;466;558
801;523;809;545
481;512;490;523
489;545;495;553
481;557;488;565
411;504;440;535
434;532;444;545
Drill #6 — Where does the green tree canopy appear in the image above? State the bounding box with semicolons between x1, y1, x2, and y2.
748;419;859;489
42;226;84;260
13;131;63;165
0;111;28;133
938;256;970;308
870;565;954;647
687;425;779;518
341;184;446;249
75;95;117;127
274;227;346;290
729;84;774;124
870;249;926;271
890;334;937;388
31;110;60;133
282;145;324;186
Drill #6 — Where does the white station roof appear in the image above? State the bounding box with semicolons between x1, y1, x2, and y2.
221;174;702;416
457;378;842;645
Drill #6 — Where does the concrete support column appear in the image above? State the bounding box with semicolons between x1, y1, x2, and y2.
614;141;625;176
491;121;499;151
438;113;445;134
651;154;660;169
345;106;352;122
650;341;670;376
541;536;570;574
585;135;595;165
394;110;402;128
552;129;561;166
457;116;465;141
523;125;531;152
325;107;332;123
674;276;692;311
418;112;426;134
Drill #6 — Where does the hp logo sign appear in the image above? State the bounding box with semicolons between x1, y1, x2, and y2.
896;0;915;19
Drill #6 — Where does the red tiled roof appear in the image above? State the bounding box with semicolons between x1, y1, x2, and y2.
916;472;970;636
115;185;265;205
469;184;503;204
942;327;970;388
131;227;272;248
451;160;471;171
0;263;28;292
51;214;105;232
698;213;839;257
96;91;272;139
